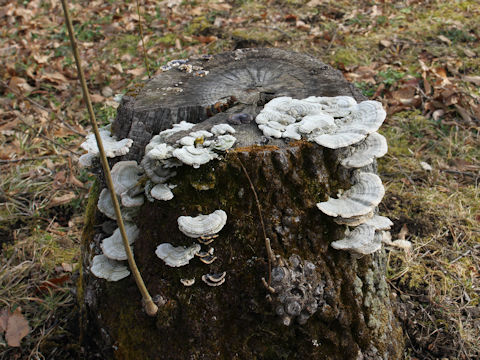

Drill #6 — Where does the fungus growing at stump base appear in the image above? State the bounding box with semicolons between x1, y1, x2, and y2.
80;48;404;359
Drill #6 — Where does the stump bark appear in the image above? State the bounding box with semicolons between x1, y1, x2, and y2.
80;48;404;359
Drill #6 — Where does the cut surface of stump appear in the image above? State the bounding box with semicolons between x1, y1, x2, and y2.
80;48;404;359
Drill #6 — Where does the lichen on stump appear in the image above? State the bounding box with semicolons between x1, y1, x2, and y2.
80;48;404;359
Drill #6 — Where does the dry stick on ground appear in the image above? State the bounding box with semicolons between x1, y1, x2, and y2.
60;0;158;316
0;155;62;164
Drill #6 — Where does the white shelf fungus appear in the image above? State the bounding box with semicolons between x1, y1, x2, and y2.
331;224;381;255
178;136;196;146
364;215;393;230
202;272;226;287
111;161;144;207
90;254;130;281
150;183;174;201
180;278;195;287
157;121;195;141
333;211;375;226
155;243;201;267
211;135;236;151
145;142;175;160
211;124;236;135
317;173;385;219
256;97;386;149
97;188;137;221
177;210;227;238
199;254;217;264
111;161;142;194
141;121;240;184
79;127;133;167
101;223;139;261
340;132;388;168
172;146;218;168
188;130;213;139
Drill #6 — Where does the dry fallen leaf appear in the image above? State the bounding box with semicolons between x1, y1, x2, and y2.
8;76;34;93
463;48;476;58
112;63;124;73
127;67;145;76
5;307;30;347
379;39;392;48
48;192;76;208
397;224;408;241
90;93;105;103
61;262;73;272
437;35;452;45
41;71;68;84
69;174;85;188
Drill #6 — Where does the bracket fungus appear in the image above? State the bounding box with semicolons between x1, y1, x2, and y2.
177;210;227;238
339;132;388;169
150;183;175;201
155;243;201;267
256;96;386;149
97;188;138;221
210;123;236;135
331;224;381;255
172;146;218;168
90;254;130;282
180;278;195;287
111;160;145;207
101;223;139;261
79;127;133;167
316;172;385;219
202;272;226;287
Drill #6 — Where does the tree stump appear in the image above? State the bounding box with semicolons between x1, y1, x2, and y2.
80;48;404;359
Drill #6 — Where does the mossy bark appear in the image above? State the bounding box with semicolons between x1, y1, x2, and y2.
80;48;404;359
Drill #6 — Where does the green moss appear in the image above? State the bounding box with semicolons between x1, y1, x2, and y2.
231;28;279;44
78;180;100;344
185;16;213;35
125;82;146;97
156;33;177;46
332;48;361;67
106;34;139;56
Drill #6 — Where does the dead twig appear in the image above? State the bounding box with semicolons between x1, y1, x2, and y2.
0;155;61;164
326;27;338;52
440;169;479;178
229;151;272;287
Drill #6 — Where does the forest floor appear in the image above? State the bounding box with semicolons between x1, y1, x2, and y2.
0;0;479;358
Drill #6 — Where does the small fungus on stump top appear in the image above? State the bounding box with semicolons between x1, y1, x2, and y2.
80;48;404;360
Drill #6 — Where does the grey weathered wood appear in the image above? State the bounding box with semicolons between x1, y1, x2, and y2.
81;48;404;359
113;48;364;160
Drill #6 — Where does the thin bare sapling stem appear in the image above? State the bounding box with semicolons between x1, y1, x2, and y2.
60;0;158;316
